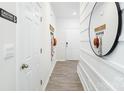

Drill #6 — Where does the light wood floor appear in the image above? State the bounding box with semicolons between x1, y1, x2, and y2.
46;60;84;91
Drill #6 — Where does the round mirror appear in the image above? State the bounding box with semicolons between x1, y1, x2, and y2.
89;2;122;57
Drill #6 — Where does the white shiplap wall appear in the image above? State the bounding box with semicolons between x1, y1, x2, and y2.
77;2;124;91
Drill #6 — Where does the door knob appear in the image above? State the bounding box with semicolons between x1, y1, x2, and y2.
21;64;29;70
66;42;68;47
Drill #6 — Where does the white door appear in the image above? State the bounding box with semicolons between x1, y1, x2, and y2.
31;3;43;90
66;28;80;60
16;3;33;90
16;3;43;90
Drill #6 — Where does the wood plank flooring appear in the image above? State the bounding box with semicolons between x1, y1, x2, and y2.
46;60;84;91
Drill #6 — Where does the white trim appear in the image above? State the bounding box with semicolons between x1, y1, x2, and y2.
77;64;88;91
80;56;116;90
104;61;124;75
77;63;98;91
56;60;66;62
78;63;98;91
80;48;124;77
42;61;56;91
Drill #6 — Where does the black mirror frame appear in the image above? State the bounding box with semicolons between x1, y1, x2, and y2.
89;2;122;57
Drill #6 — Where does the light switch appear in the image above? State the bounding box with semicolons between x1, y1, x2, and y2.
3;44;15;59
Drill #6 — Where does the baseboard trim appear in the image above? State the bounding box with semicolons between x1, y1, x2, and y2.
77;63;88;91
42;61;56;91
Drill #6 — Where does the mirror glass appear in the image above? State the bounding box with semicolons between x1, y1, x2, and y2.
89;2;121;56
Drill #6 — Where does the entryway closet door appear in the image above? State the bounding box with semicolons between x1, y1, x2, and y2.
66;28;80;60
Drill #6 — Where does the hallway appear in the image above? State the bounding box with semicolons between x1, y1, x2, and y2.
46;61;83;91
0;2;124;91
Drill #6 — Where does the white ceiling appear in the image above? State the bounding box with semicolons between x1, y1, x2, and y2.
50;2;80;19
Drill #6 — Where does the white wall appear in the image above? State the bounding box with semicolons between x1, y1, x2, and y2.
0;2;56;90
42;3;57;90
16;2;56;90
56;18;80;61
77;2;124;91
49;4;57;63
0;3;16;90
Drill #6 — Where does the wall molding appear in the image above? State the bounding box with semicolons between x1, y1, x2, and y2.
80;3;95;24
80;56;115;90
80;12;91;24
77;63;98;90
80;27;88;33
56;60;66;62
80;3;89;16
77;64;88;91
80;48;124;76
79;48;124;90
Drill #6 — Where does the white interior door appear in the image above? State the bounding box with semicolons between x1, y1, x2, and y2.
16;3;43;90
16;3;33;90
31;3;43;90
66;28;80;60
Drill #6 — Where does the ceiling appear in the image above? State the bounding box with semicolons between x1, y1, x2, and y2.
50;2;80;19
